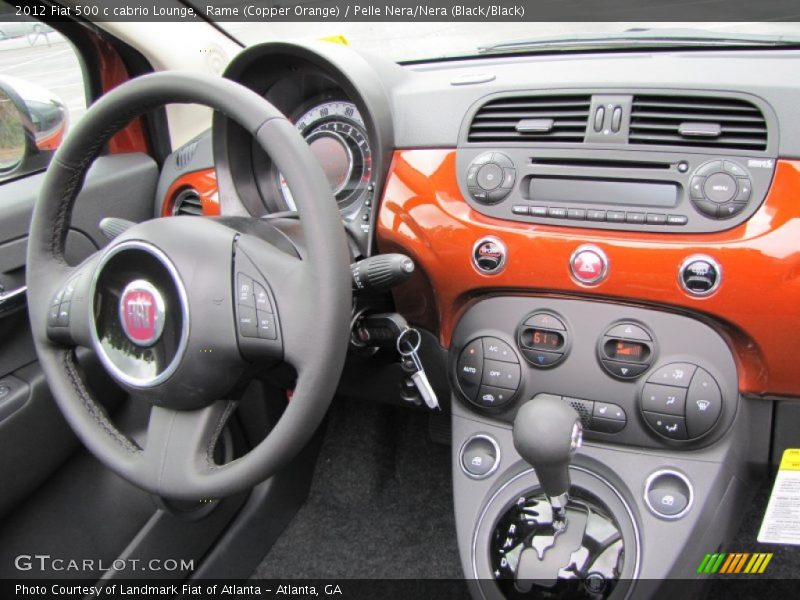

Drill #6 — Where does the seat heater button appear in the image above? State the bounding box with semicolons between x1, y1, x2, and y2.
254;282;272;313
593;402;626;421
482;359;521;390
237;273;255;308
256;310;277;340
238;306;258;338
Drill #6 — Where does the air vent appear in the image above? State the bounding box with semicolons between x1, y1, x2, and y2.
175;140;199;169
468;95;592;143
172;188;203;216
629;95;767;151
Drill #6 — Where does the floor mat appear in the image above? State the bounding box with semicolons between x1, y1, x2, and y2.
708;480;800;598
252;398;464;579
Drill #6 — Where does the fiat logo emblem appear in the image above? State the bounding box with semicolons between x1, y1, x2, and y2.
119;280;165;347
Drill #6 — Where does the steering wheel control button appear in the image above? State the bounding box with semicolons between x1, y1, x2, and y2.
703;172;737;204
685;368;722;438
472;237;507;275
460;435;500;479
679;255;722;297
642;383;687;416
256;311;277;340
236;273;255;307
476;385;514;408
570;245;609;286
644;470;693;519
254;282;272;312
643;411;688;440
482;359;521;390
119;280;165;347
237;306;258;338
482;337;517;363
456;339;483;401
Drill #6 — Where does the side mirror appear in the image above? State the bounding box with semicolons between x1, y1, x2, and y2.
0;75;68;180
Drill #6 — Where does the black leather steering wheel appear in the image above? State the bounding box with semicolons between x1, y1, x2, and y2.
25;72;352;500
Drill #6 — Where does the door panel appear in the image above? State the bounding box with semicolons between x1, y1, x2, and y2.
0;152;158;518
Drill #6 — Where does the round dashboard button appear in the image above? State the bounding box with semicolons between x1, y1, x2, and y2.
460;435;500;479
703;172;737;204
477;163;503;191
570;245;608;286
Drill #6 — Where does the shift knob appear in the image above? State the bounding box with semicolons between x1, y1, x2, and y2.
513;396;582;498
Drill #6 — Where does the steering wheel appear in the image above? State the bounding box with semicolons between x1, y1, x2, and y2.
25;72;352;500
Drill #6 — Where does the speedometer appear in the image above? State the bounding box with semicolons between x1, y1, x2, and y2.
279;100;373;211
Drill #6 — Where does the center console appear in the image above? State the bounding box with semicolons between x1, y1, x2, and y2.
448;297;771;599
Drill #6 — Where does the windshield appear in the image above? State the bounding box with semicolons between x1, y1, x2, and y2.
220;22;800;63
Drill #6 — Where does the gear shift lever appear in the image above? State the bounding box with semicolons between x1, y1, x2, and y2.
513;396;582;525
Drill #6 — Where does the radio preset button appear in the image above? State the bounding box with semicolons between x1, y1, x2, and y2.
626;212;646;224
548;207;567;219
646;213;667;225
530;206;548;217
586;209;606;221
567;208;586;220
512;205;529;215
606;211;625;223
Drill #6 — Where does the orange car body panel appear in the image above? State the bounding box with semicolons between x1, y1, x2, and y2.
376;149;800;398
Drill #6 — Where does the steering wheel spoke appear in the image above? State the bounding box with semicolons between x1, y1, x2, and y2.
141;401;235;500
233;233;309;367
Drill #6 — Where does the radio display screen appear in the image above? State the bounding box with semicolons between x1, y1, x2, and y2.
528;177;678;208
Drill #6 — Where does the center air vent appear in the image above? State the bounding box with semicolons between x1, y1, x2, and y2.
172;188;203;216
468;95;591;143
629;95;767;151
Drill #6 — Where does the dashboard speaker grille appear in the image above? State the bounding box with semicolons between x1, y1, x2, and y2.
172;188;203;216
468;94;591;143
629;94;767;151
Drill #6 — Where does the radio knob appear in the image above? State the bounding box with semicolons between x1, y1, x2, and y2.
466;152;515;204
689;161;752;220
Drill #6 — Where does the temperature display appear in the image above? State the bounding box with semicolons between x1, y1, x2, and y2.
521;328;565;352
604;339;649;363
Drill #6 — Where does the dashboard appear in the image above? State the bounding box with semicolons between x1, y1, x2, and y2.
152;39;800;592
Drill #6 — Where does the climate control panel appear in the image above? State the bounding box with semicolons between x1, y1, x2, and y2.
450;296;738;450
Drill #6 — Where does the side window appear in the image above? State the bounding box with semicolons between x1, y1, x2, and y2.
0;4;86;183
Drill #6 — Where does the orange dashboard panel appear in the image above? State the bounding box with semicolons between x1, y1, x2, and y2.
162;168;220;217
376;149;800;398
